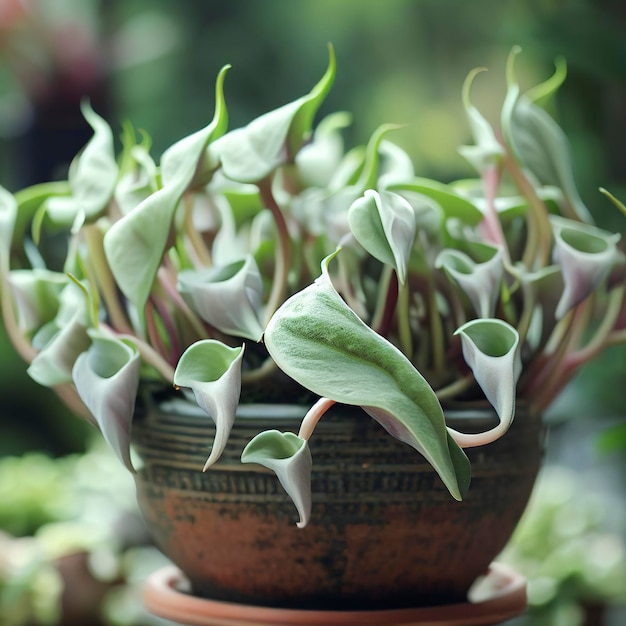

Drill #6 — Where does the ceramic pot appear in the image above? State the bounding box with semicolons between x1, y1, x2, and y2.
132;395;543;610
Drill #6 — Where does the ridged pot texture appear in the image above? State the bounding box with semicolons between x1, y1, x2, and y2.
132;396;543;610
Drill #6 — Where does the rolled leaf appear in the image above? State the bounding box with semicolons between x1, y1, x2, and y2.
177;256;265;341
213;46;336;183
451;319;521;447
173;340;245;470
501;53;592;222
550;216;622;319
45;102;118;228
457;67;504;173
348;190;416;284
104;65;229;310
435;245;504;318
72;332;141;471
242;431;312;528
264;253;470;501
7;269;68;332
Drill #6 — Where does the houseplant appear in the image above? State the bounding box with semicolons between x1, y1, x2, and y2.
1;45;625;613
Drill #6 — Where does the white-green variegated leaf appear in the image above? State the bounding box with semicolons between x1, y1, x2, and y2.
295;111;351;188
72;331;141;471
452;319;521;447
501;53;592;223
213;47;335;183
7;270;68;332
435;246;504;318
377;140;415;189
264;253;470;501
115;146;159;216
458;68;504;173
173;340;244;470
550;216;622;319
104;66;229;310
177;256;264;341
242;431;312;528
348;190;416;284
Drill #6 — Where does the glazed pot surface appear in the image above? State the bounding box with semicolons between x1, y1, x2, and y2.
132;397;543;609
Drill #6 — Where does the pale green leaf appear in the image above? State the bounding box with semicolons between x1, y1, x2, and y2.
435;245;504;318
242;431;312;528
173;340;245;470
177;256;265;341
264;254;470;501
550;216;622;319
213;47;335;183
0;186;17;275
452;319;521;446
348;190;416;284
72;331;141;471
389;178;483;226
104;66;230;309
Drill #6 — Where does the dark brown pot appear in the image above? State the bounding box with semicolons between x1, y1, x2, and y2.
132;395;543;610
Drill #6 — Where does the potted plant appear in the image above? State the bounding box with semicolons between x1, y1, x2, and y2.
1;46;625;617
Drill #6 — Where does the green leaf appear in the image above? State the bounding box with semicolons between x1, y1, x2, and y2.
213;46;336;183
435;245;504;318
264;253;470;501
389;178;483;226
457;67;504;172
501;52;592;223
356;124;403;191
550;216;622;319
177;256;265;341
27;284;91;387
6;269;68;333
72;331;141;471
242;431;312;528
452;319;521;446
173;340;245;470
348;190;416;284
104;66;230;310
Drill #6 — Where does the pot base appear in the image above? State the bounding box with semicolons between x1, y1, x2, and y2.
143;562;526;626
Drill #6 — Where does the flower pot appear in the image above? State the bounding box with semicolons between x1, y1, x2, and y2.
132;395;543;610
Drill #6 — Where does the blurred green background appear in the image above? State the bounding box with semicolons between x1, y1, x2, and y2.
1;1;626;624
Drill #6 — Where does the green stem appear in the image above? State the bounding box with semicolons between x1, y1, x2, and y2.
372;265;396;336
427;274;445;378
241;357;278;385
396;279;413;358
259;178;291;325
503;151;552;269
183;192;212;267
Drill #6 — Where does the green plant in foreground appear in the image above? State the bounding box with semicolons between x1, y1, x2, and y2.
1;46;625;526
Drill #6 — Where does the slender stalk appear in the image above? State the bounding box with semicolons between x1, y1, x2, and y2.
183;192;212;267
241;356;277;384
259;178;291;325
396;279;413;358
116;332;176;382
372;265;397;336
503;151;552;269
298;397;336;440
436;375;473;401
145;299;170;363
480;164;510;262
427;274;445;378
82;225;134;335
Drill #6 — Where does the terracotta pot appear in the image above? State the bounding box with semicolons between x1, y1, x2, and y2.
132;395;543;610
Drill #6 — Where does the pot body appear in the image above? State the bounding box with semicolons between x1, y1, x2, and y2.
132;397;543;609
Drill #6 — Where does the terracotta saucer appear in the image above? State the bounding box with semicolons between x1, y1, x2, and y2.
143;562;526;626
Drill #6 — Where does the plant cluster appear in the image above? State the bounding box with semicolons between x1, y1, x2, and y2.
2;47;625;526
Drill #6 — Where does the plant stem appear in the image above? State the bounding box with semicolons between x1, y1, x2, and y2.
481;164;510;262
183;192;212;267
372;265;397;336
298;397;336;440
259;178;291;325
396;279;413;358
503;151;552;269
241;356;277;384
436;375;473;401
117;332;176;382
427;274;445;378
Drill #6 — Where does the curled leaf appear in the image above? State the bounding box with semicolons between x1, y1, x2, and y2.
348;189;416;284
72;331;141;471
213;46;335;183
435;245;504;318
451;319;521;447
178;256;264;341
104;65;230;310
242;431;312;528
264;253;470;501
550;216;622;319
173;340;244;470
